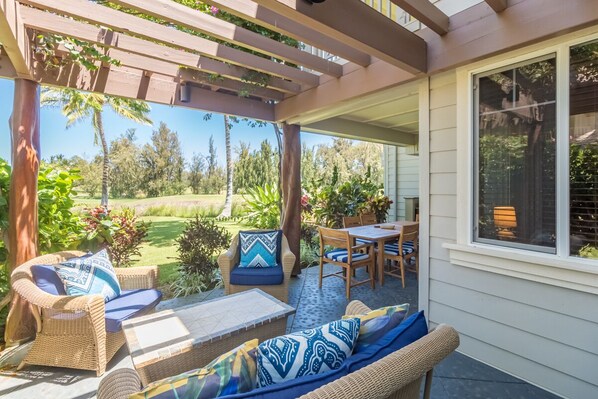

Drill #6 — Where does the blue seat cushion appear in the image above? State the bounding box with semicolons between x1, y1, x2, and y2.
32;265;67;296
383;241;415;256
324;249;369;263
104;289;162;333
230;265;284;286
355;238;376;246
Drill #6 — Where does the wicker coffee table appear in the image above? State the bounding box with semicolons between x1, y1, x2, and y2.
122;288;295;385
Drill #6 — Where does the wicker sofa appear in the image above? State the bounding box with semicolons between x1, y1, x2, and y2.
10;250;160;376
218;233;295;303
97;300;459;399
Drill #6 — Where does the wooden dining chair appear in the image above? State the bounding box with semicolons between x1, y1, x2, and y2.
360;213;377;225
342;216;362;228
380;223;419;288
318;227;375;300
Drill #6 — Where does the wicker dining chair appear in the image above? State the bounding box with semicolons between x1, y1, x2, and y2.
360;213;378;225
318;227;375;300
380;223;419;288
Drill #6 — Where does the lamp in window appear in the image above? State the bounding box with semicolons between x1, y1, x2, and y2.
494;206;517;240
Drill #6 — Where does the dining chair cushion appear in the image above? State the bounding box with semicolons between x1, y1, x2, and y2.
104;289;163;333
256;318;360;387
230;265;284;286
55;249;121;302
383;242;415;256
342;303;410;353
31;265;68;296
239;230;282;268
355;238;376;246
129;339;258;399
324;249;369;263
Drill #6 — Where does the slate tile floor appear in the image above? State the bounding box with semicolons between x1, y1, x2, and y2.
0;264;561;398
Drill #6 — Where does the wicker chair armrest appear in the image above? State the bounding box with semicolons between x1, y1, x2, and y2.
280;235;296;276
97;368;142;399
299;324;459;399
115;266;159;290
218;235;240;272
345;300;372;316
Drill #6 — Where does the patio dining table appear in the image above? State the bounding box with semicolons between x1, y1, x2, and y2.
340;221;418;286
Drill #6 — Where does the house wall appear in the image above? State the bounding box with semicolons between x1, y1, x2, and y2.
383;146;418;221
422;29;598;398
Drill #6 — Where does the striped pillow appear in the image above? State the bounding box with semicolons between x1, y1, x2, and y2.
343;304;410;352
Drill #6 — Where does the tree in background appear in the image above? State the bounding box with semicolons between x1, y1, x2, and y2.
109;129;143;198
140;122;185;197
234;140;278;193
202;135;226;194
188;153;206;195
40;88;152;207
219;115;234;218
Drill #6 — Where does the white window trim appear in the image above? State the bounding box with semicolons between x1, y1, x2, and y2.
447;26;598;294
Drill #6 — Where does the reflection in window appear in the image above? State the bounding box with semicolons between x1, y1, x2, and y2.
475;57;557;251
570;41;598;258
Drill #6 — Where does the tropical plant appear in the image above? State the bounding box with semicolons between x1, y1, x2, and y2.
242;184;281;229
40;88;152;207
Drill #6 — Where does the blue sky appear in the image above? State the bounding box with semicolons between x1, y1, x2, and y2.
0;78;332;166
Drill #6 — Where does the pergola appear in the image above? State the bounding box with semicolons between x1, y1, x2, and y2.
1;0;597;344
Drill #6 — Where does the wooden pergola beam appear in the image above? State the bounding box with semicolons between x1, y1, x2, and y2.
485;0;508;12
304;117;417;146
19;6;300;95
110;0;343;78
202;0;371;67
390;0;449;35
0;0;31;78
251;0;427;73
19;0;319;86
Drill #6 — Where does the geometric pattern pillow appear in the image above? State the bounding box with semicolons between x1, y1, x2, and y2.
239;230;282;268
129;339;258;399
343;303;410;353
54;249;121;302
257;318;360;387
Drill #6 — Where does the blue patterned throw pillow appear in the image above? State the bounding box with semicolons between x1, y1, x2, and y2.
257;318;360;387
55;249;121;302
239;230;282;268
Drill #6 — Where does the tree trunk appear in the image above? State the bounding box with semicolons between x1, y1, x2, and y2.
272;123;284;226
219;115;233;218
281;124;301;276
5;79;40;346
97;110;110;208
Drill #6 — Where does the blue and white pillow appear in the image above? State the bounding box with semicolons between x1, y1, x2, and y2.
55;249;121;302
257;318;360;387
239;230;281;268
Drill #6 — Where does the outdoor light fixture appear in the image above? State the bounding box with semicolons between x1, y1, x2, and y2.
179;83;191;103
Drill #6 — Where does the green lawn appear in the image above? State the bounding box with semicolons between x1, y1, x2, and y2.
132;216;247;298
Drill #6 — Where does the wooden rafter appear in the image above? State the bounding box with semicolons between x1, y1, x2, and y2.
390;0;449;35
110;0;342;78
31;59;276;121
251;0;427;73
202;0;371;67
485;0;508;12
0;0;31;78
19;0;319;86
18;6;301;95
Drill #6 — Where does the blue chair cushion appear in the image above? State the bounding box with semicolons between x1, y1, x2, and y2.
230;265;284;286
383;241;415;256
355;238;376;246
31;265;67;296
104;289;162;333
239;231;282;268
324;249;369;263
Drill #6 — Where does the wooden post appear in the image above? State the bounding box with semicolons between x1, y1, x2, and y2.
281;123;301;276
4;78;40;346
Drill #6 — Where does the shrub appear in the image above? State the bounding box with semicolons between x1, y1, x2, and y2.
242;184;281;229
81;206;149;267
173;216;231;296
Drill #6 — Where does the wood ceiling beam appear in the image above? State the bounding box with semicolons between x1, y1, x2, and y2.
251;0;427;73
485;0;508;12
390;0;449;35
0;46;17;78
0;0;31;78
19;0;319;86
32;59;275;121
303;117;417;146
110;0;342;78
202;0;371;67
19;6;300;95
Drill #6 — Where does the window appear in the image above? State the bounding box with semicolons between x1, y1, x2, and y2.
474;39;598;260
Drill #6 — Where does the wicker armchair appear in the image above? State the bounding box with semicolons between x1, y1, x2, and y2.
218;233;295;303
98;300;459;399
10;250;159;376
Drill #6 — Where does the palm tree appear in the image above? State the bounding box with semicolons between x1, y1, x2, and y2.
218;115;233;218
41;88;152;207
